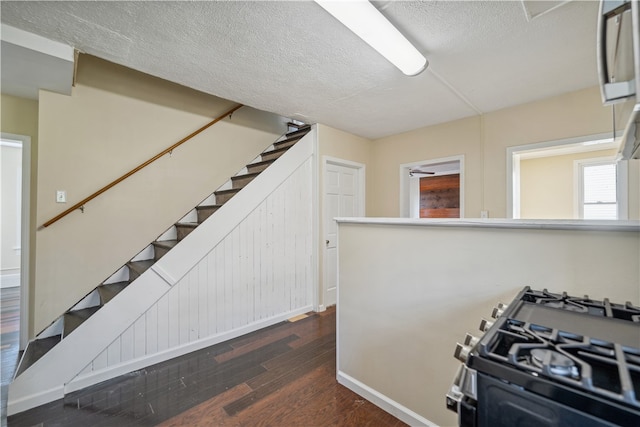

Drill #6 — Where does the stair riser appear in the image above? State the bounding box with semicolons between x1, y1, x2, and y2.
197;207;220;223
261;150;286;162
215;192;237;205
153;245;171;261
176;225;197;241
232;175;257;189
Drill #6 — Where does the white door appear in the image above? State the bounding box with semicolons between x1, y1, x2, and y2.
323;160;363;307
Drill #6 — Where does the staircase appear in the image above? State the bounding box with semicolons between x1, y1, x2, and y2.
13;124;311;380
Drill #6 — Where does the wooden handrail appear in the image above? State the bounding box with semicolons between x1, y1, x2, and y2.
42;104;243;228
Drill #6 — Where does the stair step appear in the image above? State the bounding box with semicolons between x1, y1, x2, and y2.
152;239;178;260
261;146;290;162
214;188;241;205
97;281;129;304
196;205;222;223
246;158;276;174
231;172;260;189
63;306;100;338
175;222;198;240
274;135;303;150
127;259;155;281
285;125;311;139
15;335;62;377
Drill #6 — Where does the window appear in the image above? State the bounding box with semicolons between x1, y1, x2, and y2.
576;158;618;220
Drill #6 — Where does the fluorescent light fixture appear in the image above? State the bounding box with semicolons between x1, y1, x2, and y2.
314;0;427;76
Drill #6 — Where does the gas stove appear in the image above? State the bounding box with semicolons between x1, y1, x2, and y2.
446;286;640;427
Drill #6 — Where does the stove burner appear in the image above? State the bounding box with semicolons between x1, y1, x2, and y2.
530;348;578;378
539;301;586;313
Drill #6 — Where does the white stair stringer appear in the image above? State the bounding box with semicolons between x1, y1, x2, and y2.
7;126;317;415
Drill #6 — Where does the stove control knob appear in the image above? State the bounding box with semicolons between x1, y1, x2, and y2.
454;343;471;363
464;333;480;347
479;318;493;332
491;302;508;319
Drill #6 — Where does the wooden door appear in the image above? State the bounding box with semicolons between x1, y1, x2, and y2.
419;174;460;218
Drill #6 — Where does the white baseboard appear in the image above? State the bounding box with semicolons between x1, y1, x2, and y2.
66;305;313;394
7;384;63;416
337;371;439;427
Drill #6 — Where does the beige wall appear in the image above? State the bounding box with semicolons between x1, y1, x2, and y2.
370;86;640;219
317;124;372;308
34;55;286;334
1;93;38;328
520;148;618;219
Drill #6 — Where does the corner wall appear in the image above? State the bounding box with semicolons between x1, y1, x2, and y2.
34;55;287;334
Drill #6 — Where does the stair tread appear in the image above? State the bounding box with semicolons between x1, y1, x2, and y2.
264;145;289;155
285;126;311;138
176;222;198;228
98;281;129;304
196;204;222;210
215;188;241;195
64;306;101;337
231;172;261;181
15;335;62;377
274;134;303;147
247;158;276;168
153;239;179;249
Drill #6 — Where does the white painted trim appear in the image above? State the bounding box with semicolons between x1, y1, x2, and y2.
574;156;625;220
1;24;74;61
2;132;31;351
399;155;464;218
311;126;321;312
6;384;64;417
66;305;313;394
506;132;618;219
334;217;640;232
337;371;438;427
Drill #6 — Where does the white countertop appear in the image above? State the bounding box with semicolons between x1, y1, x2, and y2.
335;217;640;232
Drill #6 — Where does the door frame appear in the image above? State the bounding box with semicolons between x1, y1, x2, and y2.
506;132;619;219
321;156;365;310
399;155;464;218
2;132;31;350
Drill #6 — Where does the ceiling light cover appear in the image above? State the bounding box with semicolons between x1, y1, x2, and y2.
315;0;427;76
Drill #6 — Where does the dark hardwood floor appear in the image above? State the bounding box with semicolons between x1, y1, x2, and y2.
1;295;406;427
1;287;20;427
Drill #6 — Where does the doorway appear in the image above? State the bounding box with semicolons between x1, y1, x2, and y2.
1;133;31;351
400;155;464;218
506;133;624;219
322;157;365;308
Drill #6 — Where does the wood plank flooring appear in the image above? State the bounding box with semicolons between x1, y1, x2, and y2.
1;287;20;427
2;298;407;427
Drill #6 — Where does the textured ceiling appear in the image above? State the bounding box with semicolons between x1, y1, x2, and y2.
0;1;599;139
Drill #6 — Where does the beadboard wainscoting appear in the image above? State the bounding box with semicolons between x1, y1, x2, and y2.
68;158;314;392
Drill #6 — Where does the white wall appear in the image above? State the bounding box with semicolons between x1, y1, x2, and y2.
337;219;640;427
1;142;22;280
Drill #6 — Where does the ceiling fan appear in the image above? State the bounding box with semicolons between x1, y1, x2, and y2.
409;169;436;177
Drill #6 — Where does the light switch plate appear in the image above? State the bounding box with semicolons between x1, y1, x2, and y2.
56;190;66;203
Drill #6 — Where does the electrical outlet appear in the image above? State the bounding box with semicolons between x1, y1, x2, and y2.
56;190;66;203
480;210;489;219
